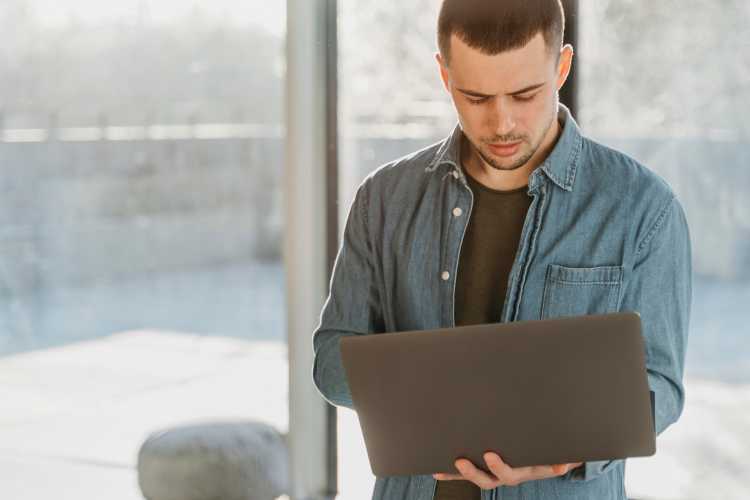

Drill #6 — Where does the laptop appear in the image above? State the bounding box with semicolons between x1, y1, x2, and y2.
338;311;656;478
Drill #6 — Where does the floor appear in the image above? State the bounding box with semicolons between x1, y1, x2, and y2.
0;330;288;499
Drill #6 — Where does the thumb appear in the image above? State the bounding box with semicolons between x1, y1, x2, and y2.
550;463;570;476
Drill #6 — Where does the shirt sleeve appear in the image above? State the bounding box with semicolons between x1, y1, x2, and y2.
568;193;692;482
311;178;385;411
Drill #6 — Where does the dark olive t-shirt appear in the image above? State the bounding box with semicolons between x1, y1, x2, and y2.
455;169;533;326
432;169;533;500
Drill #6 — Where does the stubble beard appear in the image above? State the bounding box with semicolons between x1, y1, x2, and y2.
466;106;556;172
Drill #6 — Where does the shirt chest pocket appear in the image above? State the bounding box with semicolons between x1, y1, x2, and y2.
540;264;624;320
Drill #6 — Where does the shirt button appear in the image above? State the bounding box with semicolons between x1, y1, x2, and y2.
453;171;459;179
453;207;462;216
442;271;450;280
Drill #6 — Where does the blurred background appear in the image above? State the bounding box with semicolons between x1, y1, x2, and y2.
0;0;747;499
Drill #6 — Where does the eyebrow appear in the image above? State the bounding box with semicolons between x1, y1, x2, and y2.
455;82;547;98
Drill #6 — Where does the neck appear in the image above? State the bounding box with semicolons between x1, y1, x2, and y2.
461;111;562;191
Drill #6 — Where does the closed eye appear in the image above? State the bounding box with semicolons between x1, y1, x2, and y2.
468;93;539;105
513;93;538;103
468;97;489;106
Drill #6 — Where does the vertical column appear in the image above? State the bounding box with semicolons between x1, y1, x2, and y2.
323;0;339;497
285;0;335;499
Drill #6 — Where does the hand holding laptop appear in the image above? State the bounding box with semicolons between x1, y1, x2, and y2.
433;452;583;488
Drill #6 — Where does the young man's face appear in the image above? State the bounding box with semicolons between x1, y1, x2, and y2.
437;32;570;171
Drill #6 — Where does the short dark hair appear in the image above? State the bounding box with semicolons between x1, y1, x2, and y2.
437;0;565;67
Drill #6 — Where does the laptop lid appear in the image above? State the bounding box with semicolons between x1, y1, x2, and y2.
338;311;655;478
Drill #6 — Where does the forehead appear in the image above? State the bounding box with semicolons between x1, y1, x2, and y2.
446;32;554;92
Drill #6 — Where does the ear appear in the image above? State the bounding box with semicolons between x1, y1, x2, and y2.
435;52;451;93
556;44;574;91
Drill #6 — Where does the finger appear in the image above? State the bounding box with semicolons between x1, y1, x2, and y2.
432;472;465;480
550;463;571;476
483;453;523;486
456;458;501;490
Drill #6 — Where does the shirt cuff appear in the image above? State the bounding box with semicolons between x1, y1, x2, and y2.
567;459;622;482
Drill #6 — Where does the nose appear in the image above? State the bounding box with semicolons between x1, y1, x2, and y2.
488;100;516;137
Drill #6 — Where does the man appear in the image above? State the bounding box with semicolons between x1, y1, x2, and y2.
312;0;692;499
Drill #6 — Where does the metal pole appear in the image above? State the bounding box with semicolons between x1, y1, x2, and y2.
323;0;339;497
285;0;330;498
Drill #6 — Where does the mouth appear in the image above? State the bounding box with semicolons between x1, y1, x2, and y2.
487;141;522;158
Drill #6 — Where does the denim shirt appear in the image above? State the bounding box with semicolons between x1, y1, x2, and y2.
312;104;692;500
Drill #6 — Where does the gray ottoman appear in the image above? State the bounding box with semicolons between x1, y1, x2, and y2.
138;421;290;500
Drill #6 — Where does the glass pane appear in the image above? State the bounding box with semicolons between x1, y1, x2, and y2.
579;0;750;498
0;1;287;497
338;0;451;229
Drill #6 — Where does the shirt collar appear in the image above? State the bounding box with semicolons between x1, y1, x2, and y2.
425;103;582;192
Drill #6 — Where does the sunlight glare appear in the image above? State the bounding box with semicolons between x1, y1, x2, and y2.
32;0;286;35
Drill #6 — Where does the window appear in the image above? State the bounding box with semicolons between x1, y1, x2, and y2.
578;2;750;495
0;1;287;497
